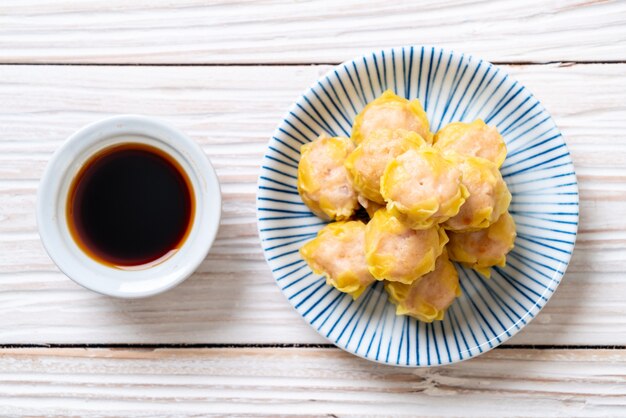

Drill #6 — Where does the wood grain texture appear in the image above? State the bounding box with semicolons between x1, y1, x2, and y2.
0;0;625;64
0;347;624;417
0;63;625;345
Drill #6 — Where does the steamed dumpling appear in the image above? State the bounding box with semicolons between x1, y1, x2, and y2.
297;135;358;220
381;146;468;229
300;221;375;299
434;119;507;168
385;251;461;322
351;90;433;144
447;211;517;278
444;156;512;232
365;208;448;284
345;129;426;204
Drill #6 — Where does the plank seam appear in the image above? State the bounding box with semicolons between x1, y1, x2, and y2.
0;344;623;350
0;61;624;67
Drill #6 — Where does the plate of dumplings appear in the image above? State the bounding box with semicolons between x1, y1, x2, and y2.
257;46;578;366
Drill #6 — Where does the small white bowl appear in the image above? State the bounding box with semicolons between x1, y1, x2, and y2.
37;115;221;298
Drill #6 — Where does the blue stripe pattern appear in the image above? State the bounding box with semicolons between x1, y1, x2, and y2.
256;46;578;367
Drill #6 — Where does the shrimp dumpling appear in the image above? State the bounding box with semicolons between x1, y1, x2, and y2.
345;129;426;204
447;211;517;278
351;90;433;144
300;221;375;299
365;208;448;284
381;146;468;229
297;135;359;220
385;251;461;322
434;119;507;168
444;156;512;232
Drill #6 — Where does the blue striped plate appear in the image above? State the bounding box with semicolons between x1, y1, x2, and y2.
256;46;578;366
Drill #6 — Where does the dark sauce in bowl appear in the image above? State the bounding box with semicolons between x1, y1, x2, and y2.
67;143;194;268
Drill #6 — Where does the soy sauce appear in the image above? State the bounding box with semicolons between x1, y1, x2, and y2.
67;143;194;268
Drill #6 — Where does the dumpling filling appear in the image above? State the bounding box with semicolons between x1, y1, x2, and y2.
381;146;468;229
300;221;376;299
444;156;512;232
365;208;448;284
385;251;461;322
297;135;359;220
351;90;433;144
345;129;426;204
447;211;517;278
434;119;507;167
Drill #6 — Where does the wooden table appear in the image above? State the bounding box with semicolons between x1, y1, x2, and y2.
1;1;625;416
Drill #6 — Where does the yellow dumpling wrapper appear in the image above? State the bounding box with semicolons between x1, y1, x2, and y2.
447;211;517;278
345;129;426;204
434;119;507;168
381;146;468;229
351;90;433;144
365;208;448;284
297;135;359;220
444;156;512;232
385;251;461;322
300;221;376;299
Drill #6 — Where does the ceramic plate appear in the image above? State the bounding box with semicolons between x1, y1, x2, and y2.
256;46;578;366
